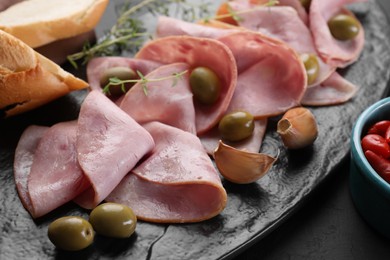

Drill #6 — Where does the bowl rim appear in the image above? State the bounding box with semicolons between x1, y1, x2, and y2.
351;96;390;198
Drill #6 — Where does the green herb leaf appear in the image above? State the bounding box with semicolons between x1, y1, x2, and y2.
136;71;149;96
67;0;212;67
102;69;189;97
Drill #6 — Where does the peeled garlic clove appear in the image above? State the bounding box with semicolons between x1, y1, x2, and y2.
214;141;278;184
277;107;318;149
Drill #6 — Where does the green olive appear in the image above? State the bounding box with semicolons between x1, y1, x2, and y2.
328;14;360;41
89;203;137;238
189;67;221;105
100;67;138;96
218;111;255;142
299;0;311;11
300;53;320;85
48;216;94;251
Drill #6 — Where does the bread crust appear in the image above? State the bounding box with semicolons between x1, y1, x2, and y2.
0;0;109;48
0;30;89;118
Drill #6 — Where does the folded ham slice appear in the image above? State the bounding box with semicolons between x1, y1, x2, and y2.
120;63;197;134
74;90;155;209
135;35;238;135
301;72;358;106
244;0;308;24
227;3;335;87
156;16;237;39
309;0;366;68
224;2;359;105
14;125;49;217
14;122;89;218
107;122;227;223
217;31;306;117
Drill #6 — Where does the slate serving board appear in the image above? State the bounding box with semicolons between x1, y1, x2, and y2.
1;1;390;259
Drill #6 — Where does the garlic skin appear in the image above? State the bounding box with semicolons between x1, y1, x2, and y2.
213;141;278;184
277;107;318;149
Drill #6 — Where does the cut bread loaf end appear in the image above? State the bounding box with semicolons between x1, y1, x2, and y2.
0;30;89;118
0;0;109;48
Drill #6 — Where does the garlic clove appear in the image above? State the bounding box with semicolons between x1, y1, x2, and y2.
277;107;318;149
213;141;278;184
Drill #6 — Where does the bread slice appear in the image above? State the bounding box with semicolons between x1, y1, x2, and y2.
0;0;109;48
0;30;89;118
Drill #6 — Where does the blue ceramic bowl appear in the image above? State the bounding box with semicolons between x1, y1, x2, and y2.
350;97;390;238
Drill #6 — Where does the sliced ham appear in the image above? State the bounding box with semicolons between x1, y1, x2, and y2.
155;20;307;117
309;0;366;68
216;2;361;106
217;31;307;117
29;121;88;218
276;0;309;24
157;16;237;39
107;122;227;223
74;90;155;209
120;63;197;134
301;72;358;106
242;0;308;24
135;35;238;135
14;125;49;217
14;122;89;218
156;16;240;39
227;3;335;87
199;119;268;155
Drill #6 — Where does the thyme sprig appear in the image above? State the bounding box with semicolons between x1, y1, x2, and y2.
103;70;189;96
67;0;212;68
67;32;148;68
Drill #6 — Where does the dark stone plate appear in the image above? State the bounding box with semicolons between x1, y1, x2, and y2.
1;1;390;259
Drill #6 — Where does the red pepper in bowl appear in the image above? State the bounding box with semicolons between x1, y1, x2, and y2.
364;150;390;183
361;134;390;158
362;120;390;184
367;120;390;136
366;120;390;143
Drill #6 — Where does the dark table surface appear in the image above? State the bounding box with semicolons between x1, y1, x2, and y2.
233;2;390;259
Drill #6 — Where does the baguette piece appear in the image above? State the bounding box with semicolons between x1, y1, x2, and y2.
0;0;109;48
0;30;89;118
